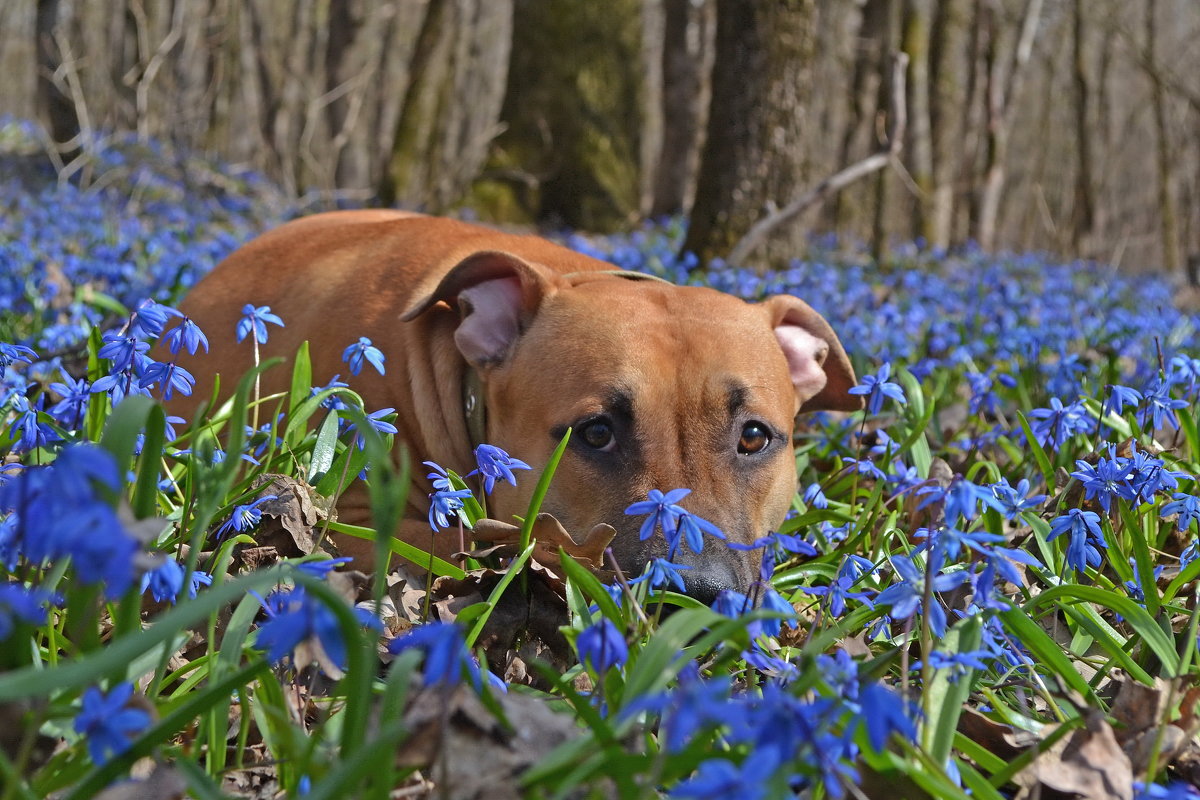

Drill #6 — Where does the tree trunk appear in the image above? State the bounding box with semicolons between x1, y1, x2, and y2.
902;0;934;243
476;0;644;229
683;0;816;267
1069;0;1095;254
1145;0;1181;274
974;0;1042;252
650;0;713;217
928;0;966;250
34;0;80;149
827;0;887;233
381;0;513;212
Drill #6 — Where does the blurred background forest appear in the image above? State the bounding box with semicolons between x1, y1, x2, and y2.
2;0;1198;277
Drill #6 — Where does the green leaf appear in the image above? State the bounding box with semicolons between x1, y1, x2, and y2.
0;570;289;702
1026;584;1179;675
326;520;465;579
519;429;572;553
465;541;535;648
560;551;622;623
1016;411;1055;492
924;615;981;764
308;409;340;483
131;403;166;519
998;608;1095;703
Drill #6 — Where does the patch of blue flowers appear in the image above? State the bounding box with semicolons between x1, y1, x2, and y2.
1;120;1198;798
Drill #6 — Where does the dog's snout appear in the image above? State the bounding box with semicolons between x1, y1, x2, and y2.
681;563;741;606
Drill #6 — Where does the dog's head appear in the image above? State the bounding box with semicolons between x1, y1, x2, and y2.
403;251;860;601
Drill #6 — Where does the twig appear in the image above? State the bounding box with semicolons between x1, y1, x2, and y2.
727;52;909;266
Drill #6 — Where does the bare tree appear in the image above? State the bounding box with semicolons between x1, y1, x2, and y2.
974;0;1043;252
34;0;79;150
1070;0;1096;254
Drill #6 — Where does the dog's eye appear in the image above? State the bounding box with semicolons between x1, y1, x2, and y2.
738;421;771;455
579;418;616;451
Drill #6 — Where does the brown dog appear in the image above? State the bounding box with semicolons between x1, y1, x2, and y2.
169;211;860;600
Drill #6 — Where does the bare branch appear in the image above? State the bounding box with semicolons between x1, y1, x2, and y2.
727;52;908;266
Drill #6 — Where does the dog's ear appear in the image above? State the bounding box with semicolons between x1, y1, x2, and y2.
401;251;563;368
762;295;862;413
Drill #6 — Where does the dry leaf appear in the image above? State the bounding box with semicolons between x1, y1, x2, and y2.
94;764;186;800
249;474;334;557
395;684;581;800
1013;710;1132;800
471;514;616;574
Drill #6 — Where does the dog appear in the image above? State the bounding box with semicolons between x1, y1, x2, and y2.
168;210;860;601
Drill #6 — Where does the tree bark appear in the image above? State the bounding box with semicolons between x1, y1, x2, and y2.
827;0;887;232
902;0;934;243
1070;0;1095;253
683;0;816;267
1145;0;1181;274
974;0;1042;252
928;0;967;249
650;0;713;217
34;0;80;148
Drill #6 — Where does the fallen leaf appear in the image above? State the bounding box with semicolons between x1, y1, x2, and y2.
94;764;186;800
249;474;334;557
1013;710;1132;800
395;683;582;799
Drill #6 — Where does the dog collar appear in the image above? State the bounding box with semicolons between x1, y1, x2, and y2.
463;365;487;452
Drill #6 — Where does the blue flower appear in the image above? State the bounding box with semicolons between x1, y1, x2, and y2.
311;375;349;410
759;587;798;636
469;444;531;494
73;683;152;765
138;360;196;401
297;557;354;578
0;583;55;640
428;487;474;531
341;336;386;376
140;559;211;604
48;371;92;428
347;407;398;449
1047;508;1108;573
876;554;971;636
1102;383;1142;420
630;558;691;593
672;758;767;800
161;316;209;355
988;477;1046;519
1140;378;1188;431
802;482;828;508
918;477;1001;526
5;394;61;452
847;362;906;415
858;681;918;751
254;586;380;670
576;618;628;673
215;494;278;539
0;342;37;372
98;333;149;373
387;621;483;689
800;573;875;618
129;299;181;340
1161;493;1200;531
625;488;690;544
674;511;725;556
424;460;455;491
236;304;284;344
1070;450;1137;513
1027;396;1092;450
912;649;993;681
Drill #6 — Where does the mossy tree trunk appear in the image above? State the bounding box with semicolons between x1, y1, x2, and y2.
473;0;646;230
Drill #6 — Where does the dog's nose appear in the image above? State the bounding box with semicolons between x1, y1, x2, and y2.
681;564;740;605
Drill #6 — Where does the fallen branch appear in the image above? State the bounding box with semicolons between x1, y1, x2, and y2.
727;52;909;266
